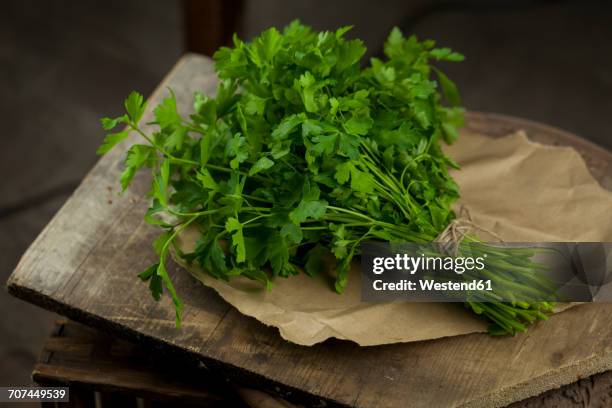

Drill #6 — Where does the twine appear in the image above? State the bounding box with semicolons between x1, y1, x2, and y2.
434;206;504;256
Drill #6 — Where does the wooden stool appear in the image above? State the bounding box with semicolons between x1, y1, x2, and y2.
32;320;296;408
33;320;612;407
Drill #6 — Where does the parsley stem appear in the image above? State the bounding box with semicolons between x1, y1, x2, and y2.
242;214;270;224
155;213;200;326
205;163;270;183
242;194;273;203
168;208;222;217
205;163;236;173
242;206;272;212
133;124;270;182
131;125;199;166
327;206;374;221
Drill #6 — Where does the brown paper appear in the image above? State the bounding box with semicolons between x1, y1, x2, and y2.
174;130;612;346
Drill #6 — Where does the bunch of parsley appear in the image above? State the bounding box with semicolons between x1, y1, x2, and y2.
100;22;553;334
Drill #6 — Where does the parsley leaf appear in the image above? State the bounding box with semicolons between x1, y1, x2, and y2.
125;91;146;124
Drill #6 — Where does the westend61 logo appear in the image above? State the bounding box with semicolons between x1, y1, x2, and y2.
372;253;486;275
361;242;612;303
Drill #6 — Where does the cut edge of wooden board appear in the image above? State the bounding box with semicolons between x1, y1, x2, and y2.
464;351;612;408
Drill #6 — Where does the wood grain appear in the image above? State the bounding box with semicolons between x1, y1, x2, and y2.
7;54;612;408
35;320;612;408
33;320;242;407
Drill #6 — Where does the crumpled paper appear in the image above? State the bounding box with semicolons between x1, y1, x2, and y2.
174;130;612;346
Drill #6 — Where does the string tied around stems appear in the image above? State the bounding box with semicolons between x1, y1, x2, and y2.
434;205;505;256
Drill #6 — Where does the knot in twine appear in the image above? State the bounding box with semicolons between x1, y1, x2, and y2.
434;206;504;256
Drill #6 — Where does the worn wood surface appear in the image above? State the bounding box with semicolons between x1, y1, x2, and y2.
7;54;612;408
34;320;612;408
33;320;243;407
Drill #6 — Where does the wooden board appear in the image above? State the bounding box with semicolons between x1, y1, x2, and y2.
8;54;612;408
33;320;612;408
33;320;242;407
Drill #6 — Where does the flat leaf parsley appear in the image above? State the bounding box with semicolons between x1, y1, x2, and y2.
100;22;553;334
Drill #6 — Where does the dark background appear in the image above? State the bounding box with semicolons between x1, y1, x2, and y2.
1;0;610;387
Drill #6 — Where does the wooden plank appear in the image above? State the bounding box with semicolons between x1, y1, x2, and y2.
36;320;612;408
33;320;240;406
8;54;612;408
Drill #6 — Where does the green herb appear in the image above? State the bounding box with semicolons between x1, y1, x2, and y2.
100;21;553;333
